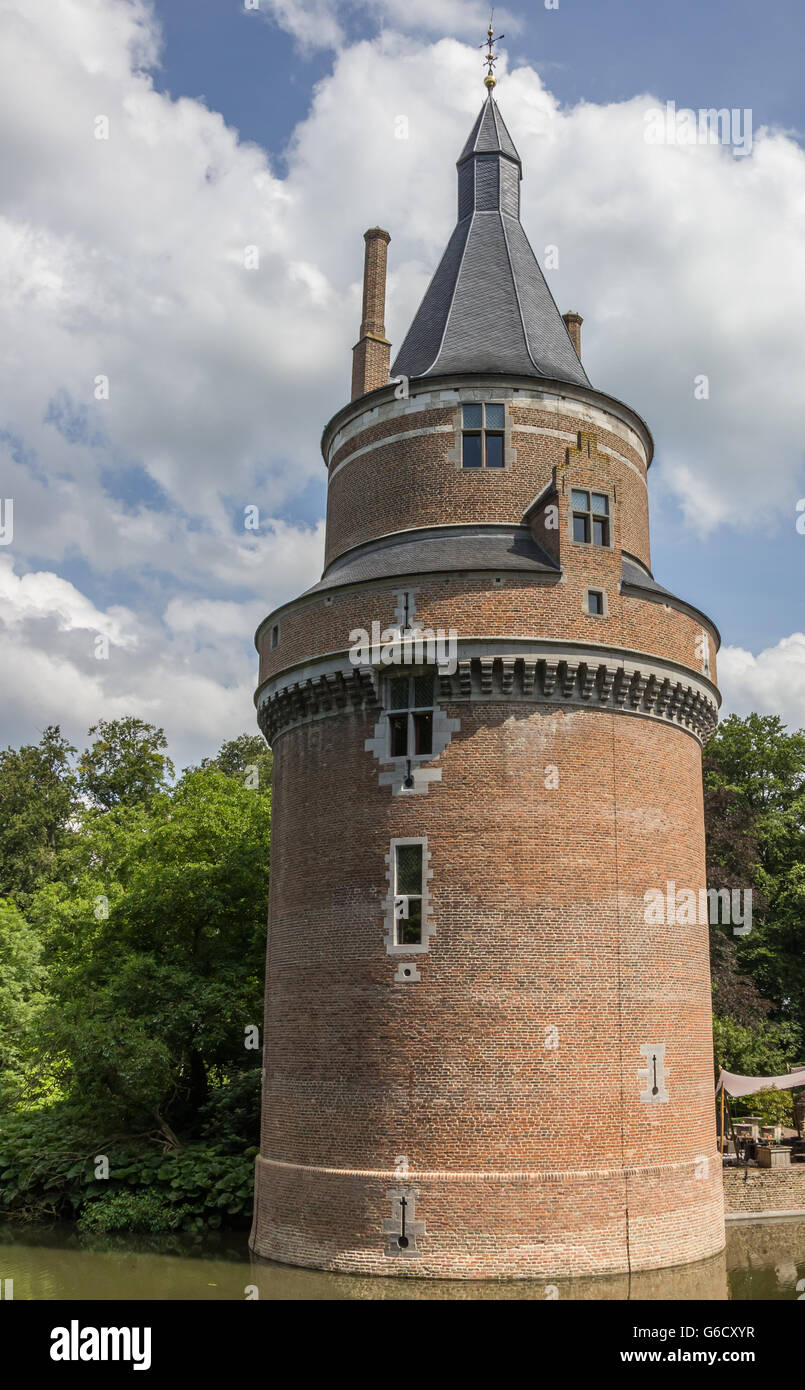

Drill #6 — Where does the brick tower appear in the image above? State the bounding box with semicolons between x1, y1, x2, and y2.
250;81;725;1278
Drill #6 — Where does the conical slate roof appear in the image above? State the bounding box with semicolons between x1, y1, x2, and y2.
391;93;590;388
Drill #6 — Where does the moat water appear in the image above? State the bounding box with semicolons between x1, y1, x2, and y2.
1;1219;804;1300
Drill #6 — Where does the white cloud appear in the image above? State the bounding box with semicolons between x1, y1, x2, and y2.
0;556;136;646
2;0;804;762
257;0;518;54
0;551;256;768
719;636;805;734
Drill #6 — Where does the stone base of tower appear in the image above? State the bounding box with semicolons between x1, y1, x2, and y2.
250;1154;725;1280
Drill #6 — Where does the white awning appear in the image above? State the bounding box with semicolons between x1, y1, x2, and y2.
716;1066;805;1098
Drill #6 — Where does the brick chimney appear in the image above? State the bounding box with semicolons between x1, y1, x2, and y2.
562;311;583;360
351;227;391;401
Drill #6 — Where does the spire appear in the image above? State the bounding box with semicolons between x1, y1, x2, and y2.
390;93;590;389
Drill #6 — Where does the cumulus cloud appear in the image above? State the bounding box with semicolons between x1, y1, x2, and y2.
257;0;517;54
2;0;805;759
719;637;805;734
0;551;255;768
0;557;135;645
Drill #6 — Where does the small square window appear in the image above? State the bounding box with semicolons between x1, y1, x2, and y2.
485;403;505;430
462;403;483;429
592;493;609;516
587;590;605;616
571;489;589;509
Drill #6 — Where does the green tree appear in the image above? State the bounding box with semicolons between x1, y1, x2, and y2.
0;726;77;899
199;732;272;793
0;899;49;1108
77;717;175;810
34;766;269;1140
704;712;805;1067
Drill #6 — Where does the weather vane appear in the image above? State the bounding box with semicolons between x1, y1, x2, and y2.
480;12;504;90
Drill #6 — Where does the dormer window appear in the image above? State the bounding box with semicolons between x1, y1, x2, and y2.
572;490;610;546
387;672;434;758
462;403;505;468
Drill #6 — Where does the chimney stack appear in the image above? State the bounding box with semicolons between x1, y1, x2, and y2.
351;227;391;401
562;311;583;360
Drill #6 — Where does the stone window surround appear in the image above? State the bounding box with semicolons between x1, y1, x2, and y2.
585;588;609;618
457;400;507;470
447;392;516;472
365;667;461;797
567;484;614;551
384;669;435;762
383;835;434;956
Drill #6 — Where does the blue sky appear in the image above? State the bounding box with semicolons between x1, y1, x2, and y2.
1;0;804;766
155;0;805;652
154;0;805;153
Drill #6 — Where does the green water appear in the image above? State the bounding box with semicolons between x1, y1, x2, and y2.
1;1220;804;1300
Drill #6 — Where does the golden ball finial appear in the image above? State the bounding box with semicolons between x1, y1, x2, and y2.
484;74;496;89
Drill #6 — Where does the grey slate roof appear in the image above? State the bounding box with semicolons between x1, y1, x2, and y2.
458;97;521;165
391;94;590;389
304;526;560;595
621;554;675;599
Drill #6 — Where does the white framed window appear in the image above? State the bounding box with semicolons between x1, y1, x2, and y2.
384;836;434;955
392;841;425;947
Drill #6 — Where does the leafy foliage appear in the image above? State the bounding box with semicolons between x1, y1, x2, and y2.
0;720;269;1230
0;1104;257;1230
705;713;805;1092
77;717;174;810
0;726;77;899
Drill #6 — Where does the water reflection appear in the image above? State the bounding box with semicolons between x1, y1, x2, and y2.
0;1221;803;1300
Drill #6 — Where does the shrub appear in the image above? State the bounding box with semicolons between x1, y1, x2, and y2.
77;1191;189;1234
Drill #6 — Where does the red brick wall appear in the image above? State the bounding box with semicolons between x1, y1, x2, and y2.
257;578;717;690
324;397;650;569
252;702;724;1276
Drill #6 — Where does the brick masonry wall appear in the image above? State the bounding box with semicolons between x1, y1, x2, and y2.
251;701;724;1277
256;577;717;690
723;1166;805;1213
323;393;651;570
